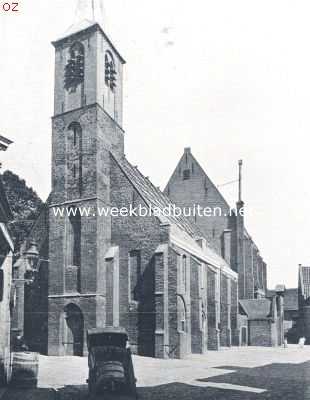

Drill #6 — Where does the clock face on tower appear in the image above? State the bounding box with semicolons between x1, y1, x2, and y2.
64;42;85;92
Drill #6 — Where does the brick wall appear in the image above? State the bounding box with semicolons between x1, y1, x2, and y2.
110;156;170;357
248;320;272;346
207;267;219;350
220;273;232;347
231;279;239;345
190;257;203;354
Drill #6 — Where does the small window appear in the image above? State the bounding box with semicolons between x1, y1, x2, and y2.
204;178;208;198
183;169;190;180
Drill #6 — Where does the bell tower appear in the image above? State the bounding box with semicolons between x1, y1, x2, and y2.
47;3;126;356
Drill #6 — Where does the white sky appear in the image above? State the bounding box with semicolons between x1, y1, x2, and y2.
1;0;310;288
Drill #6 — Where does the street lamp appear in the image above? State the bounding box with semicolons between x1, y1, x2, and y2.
24;241;39;283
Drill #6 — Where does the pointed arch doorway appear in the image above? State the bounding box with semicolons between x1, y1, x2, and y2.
63;304;84;356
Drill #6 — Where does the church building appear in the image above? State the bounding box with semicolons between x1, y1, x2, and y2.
165;148;268;301
21;8;240;358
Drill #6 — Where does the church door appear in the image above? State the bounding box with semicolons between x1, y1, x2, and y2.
241;326;248;346
63;304;84;356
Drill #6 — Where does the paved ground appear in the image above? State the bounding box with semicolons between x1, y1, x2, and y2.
2;346;310;400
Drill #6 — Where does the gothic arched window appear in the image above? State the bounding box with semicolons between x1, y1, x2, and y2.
105;51;117;91
68;122;83;194
68;207;81;273
64;42;85;92
68;122;82;149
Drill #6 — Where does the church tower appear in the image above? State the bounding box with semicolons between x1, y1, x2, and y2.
48;2;125;356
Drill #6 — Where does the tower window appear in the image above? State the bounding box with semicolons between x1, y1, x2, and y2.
64;42;85;92
183;169;190;180
68;122;83;195
105;51;117;91
68;210;81;268
73;127;77;146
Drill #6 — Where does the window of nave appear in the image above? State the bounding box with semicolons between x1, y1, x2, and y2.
177;254;188;293
129;250;141;302
177;295;187;333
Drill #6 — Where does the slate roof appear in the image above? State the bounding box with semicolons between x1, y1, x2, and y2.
239;299;272;320
113;155;205;240
300;266;310;299
60;18;95;39
54;21;126;64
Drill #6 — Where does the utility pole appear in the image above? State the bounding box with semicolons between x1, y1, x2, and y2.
238;159;243;203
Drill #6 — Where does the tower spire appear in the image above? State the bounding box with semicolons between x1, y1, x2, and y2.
75;0;105;26
91;0;94;20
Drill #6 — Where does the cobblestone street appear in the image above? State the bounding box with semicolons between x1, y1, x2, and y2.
2;346;310;400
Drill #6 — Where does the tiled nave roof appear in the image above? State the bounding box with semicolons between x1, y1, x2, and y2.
113;154;205;240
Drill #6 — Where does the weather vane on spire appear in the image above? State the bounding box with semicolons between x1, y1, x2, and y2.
75;0;105;26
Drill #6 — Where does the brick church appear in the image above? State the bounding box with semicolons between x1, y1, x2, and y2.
15;3;285;358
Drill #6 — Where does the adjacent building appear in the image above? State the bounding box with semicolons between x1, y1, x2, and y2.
298;265;310;344
268;287;299;343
